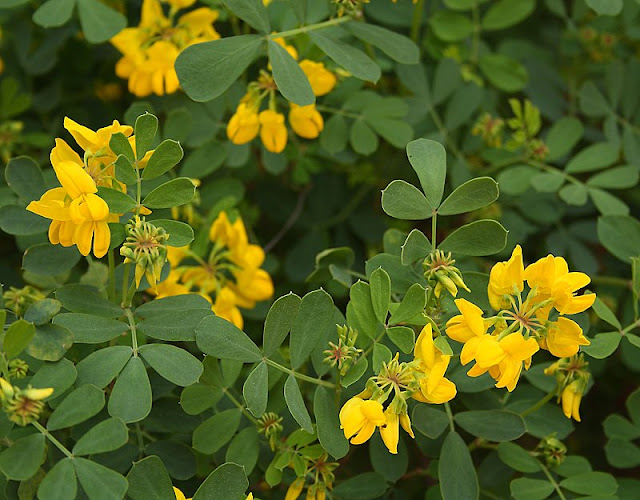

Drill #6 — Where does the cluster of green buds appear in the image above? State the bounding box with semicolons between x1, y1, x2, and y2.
8;359;28;379
284;451;337;500
423;249;469;299
0;121;24;164
333;0;367;18
505;99;549;160
2;285;45;317
545;354;590;422
0;377;53;426
257;412;284;452
120;216;169;289
536;435;567;468
323;325;362;376
472;112;505;148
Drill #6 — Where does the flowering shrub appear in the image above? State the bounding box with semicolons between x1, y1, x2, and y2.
1;0;640;499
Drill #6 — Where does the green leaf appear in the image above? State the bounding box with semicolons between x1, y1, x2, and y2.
341;356;369;388
560;472;618;496
439;432;479;500
108;356;152;423
603;414;640;440
401;229;431;265
586;0;623;15
546;117;584;160
314;387;349;459
412;405;449;439
134;113;158;160
350;119;378;155
76;0;126;44
109;133;135;163
56;284;122;318
309;32;380;82
126;456;175;500
566;143;619;173
346;280;379;339
592;297;621;329
387;326;415;354
181;141;226;177
482;0;535;30
346;22;419;64
151;219;194;247
23;243;81;276
597;215;640;262
142;140;184;181
605;438;640;468
478;53;528;92
0;433;45;481
559;183;589;206
53;313;128;344
332;472;388;499
114;155;137;186
26;324;73;362
192;463;248;500
139;344;203;387
5;156;47;201
381;180;431;220
33;0;76;28
38;458;77;500
226;427;259;475
407;138;446;210
439;219;508;256
176;35;264;102
268;39;314;106
454;410;526;442
137;309;212;342
587;165;639;189
389;283;426;325
135;293;211;317
243;361;269;417
497;442;541;473
0;205;49;235
582;332;622;359
196;315;262;362
30;359;77;398
3;319;35;359
181;384;222;415
76;346;132;388
497;165;537;196
590;188;629;216
372;343;392;373
223;0;269;32
438;177;499;215
47;385;105;431
290;289;335;369
263;292;301;357
73;418;128;456
284;374;314;433
73;458;128;500
510;478;554;500
429;11;474;42
369;267;391;323
24;298;61;326
192;409;241;454
142;178;195;209
321;114;348;154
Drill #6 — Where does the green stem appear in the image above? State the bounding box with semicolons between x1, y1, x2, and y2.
135;424;145;459
540;462;568;500
520;390;556;417
362;329;387;358
621;320;640;335
444;401;455;432
223;388;258;424
410;0;425;42
268;16;351;40
315;105;362;120
108;250;116;302
264;358;335;388
121;263;131;306
431;211;438;251
124;308;139;356
32;421;74;459
591;275;631;288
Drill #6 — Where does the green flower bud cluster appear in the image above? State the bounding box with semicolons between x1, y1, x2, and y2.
323;325;362;375
120;216;169;289
423;249;470;298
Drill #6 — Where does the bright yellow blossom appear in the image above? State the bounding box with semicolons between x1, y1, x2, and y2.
173;487;191;500
339;397;387;445
286;478;305;500
560;379;584;422
299;60;337;96
289;104;324;139
446;298;486;343
227;103;260;144
259;110;288;153
412;324;457;404
488;244;524;310
542;317;590;358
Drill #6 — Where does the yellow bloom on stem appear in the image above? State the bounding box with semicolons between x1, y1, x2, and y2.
412;324;457;404
286;478;305;500
299;60;336;96
446;298;486;343
488;245;524;310
289;104;324;139
339;397;387;445
212;287;245;329
227;103;260;144
542;317;590;357
560;380;583;422
380;408;400;454
273;36;298;60
259;110;288;153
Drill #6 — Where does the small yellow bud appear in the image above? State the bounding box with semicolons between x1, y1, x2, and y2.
259;110;288;153
286;478;305;500
289;104;324;139
227;103;260;145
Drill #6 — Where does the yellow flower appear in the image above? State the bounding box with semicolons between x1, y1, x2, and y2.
299;60;336;96
173;487;191;500
446;298;486;343
412;324;457;404
273;35;298;60
488;245;524;310
560;380;583;422
166;0;196;8
339;397;387;445
227;103;260;144
542;317;590;358
259;110;288;153
289;104;324;139
286;478;305;500
212;287;244;329
246;494;254;500
379;407;415;454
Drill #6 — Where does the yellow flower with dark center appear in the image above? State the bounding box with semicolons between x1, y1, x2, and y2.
289;104;324;139
259;110;288;153
339;396;387;445
299;60;336;96
227;103;260;145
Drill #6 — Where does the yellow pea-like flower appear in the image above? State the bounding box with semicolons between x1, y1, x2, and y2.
227;103;260;145
299;60;336;96
289;104;324;139
259;110;288;153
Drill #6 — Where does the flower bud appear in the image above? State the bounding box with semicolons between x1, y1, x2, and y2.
120;216;169;289
536;435;567;468
259;110;287;153
286;478;305;500
227;103;260;145
289;104;324;139
8;359;29;379
0;379;53;426
299;60;336;96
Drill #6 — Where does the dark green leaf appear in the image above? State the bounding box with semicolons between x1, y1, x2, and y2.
33;0;76;28
454;410;526;441
439;220;508;256
314;387;349;459
38;458;77;500
73;418;129;456
482;0;535;30
139;344;203;387
23;243;81;276
268;39;314;106
310;32;380;82
76;346;132;388
597;215;640;262
346;22;419;64
53;313;128;344
137;308;212;342
56;284;122;318
439;432;479;500
26;324;73;362
192;463;248;500
497;442;541;473
76;0;127;44
192;409;241;454
332;472;388;499
406;138;446;210
142;140;184;180
109;133;134;163
142;178;196;209
263;292;301;357
0;433;45;481
510;478;554;500
243;361;269;417
47;385;105;431
196;315;262;362
73;458;128;500
381;180;431;220
134;113;158;160
290;289;334;369
284;374;314;433
438;177;499;215
478;53;528;92
126;456;175;500
5;156;47;201
108;356;152;423
369;267;391;323
223;0;270;32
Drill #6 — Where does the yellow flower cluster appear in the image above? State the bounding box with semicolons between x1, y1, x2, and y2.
26;118;145;258
227;39;337;153
340;324;455;454
446;245;595;392
111;0;220;97
153;211;273;329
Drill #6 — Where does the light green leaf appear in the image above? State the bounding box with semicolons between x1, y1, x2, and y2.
341;356;369;388
108;356;152;423
381;180;431;220
284;374;314;433
478;53;528;92
510;478;554;500
566;143;619;173
151;219;194;247
24;298;61;326
142;178;196;209
592;296;621;329
429;11;474;42
560;472;618;496
196;315;262;362
76;346;132;388
346;22;419;64
38;458;77;500
48;385;105;431
139;344;203;387
243;361;269;417
454;410;526;442
4;319;35;359
73;418;129;456
369;267;391;323
134;113;158;160
109;133;135;163
263;292;301;357
310;32;380;82
582;332;621;359
0;433;45;481
438;177;499;215
482;0;535;30
401;229;431;265
497;442;541;473
268;39;314;106
142;140;184;180
586;0;623;15
387;326;415;354
77;0;127;44
597;215;640;262
314;387;349;459
53;313;128;344
546;117;584;160
192;409;241;454
223;0;270;32
33;0;76;28
439;219;508;256
26;324;73;362
5;156;47;201
290;289;334;369
406;138;446;210
389;283;426;325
